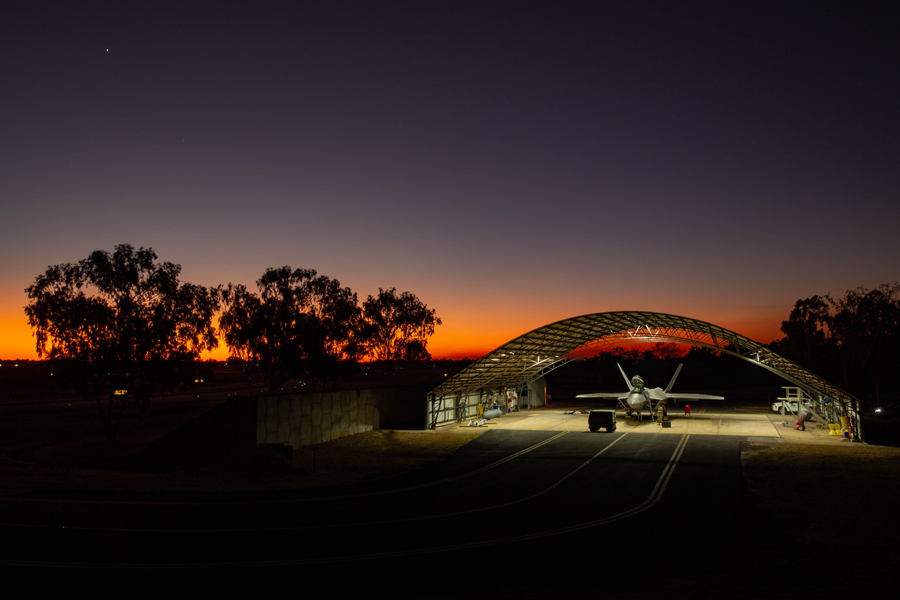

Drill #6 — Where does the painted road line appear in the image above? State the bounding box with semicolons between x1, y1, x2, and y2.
0;434;696;568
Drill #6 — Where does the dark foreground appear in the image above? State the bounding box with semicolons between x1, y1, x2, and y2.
2;429;895;598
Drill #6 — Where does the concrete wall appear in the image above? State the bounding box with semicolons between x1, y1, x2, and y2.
257;384;431;447
528;377;547;407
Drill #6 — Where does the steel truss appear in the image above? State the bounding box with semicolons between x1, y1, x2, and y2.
428;311;862;439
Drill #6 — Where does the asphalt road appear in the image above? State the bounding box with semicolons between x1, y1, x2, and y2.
1;429;763;597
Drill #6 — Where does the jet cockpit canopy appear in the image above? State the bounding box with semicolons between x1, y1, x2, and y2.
631;375;644;392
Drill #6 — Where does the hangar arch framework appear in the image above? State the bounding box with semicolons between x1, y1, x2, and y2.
428;311;860;438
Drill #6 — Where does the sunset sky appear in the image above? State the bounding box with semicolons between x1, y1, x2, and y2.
2;2;897;361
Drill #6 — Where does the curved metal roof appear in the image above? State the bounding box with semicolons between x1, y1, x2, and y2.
428;311;857;408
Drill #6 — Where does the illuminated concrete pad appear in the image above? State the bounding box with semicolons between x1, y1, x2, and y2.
486;408;780;436
459;406;851;443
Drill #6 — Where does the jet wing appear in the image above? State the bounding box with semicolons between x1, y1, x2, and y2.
576;392;630;399
665;393;725;400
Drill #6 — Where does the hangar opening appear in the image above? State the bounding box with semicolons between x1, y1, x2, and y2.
426;311;862;440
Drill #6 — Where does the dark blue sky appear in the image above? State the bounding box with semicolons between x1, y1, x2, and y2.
2;1;898;358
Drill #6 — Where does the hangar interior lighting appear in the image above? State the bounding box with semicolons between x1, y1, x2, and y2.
427;311;860;437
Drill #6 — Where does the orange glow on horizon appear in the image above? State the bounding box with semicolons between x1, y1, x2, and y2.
0;318;39;361
2;309;785;362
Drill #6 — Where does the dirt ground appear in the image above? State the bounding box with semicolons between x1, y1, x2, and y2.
4;394;898;597
3;395;900;515
199;429;482;491
0;427;480;494
742;442;900;556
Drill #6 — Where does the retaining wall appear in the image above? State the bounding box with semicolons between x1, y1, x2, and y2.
257;384;430;447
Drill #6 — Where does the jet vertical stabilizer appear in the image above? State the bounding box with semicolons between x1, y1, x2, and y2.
617;363;634;391
665;363;683;393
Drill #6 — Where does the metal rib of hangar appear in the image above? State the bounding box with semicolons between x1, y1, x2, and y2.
427;311;859;427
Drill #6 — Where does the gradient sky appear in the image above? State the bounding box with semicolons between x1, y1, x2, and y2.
2;1;898;360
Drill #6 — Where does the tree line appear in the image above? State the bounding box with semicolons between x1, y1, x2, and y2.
24;245;441;439
772;284;900;404
24;245;897;439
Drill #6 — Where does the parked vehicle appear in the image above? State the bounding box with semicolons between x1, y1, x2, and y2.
771;399;810;413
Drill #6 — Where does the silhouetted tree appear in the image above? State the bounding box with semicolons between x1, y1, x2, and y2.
218;283;264;395
362;288;441;362
607;346;642;367
219;267;362;391
829;285;900;402
683;345;721;366
24;245;220;439
653;342;683;361
776;295;834;373
774;284;900;402
299;273;364;385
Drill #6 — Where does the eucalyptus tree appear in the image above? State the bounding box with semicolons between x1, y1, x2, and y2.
776;284;900;401
362;288;441;362
777;295;834;375
218;283;264;395
829;284;900;402
219;267;362;392
24;245;220;440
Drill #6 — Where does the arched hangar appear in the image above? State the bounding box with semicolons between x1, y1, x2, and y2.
427;311;861;440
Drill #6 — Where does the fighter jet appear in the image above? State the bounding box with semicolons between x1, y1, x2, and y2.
576;363;724;421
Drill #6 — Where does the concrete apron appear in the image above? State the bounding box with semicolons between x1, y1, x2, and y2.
445;406;854;445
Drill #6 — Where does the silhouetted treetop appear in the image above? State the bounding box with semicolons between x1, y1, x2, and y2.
774;284;900;402
219;266;363;392
362;288;442;362
24;244;221;439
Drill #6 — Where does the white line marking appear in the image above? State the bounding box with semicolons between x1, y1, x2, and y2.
0;432;570;513
0;435;694;568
